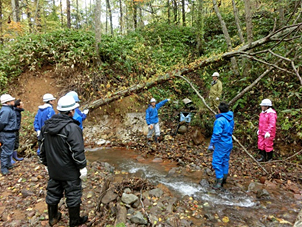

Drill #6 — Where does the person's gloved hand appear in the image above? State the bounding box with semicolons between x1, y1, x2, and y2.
80;167;87;180
257;130;259;135
216;97;219;101
264;132;270;138
208;145;214;151
149;124;154;129
167;99;170;101
37;130;41;137
83;109;89;115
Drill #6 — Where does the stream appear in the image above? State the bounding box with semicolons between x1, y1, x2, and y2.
86;148;301;226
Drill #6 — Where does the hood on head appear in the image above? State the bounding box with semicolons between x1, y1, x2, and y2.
217;111;233;122
43;114;74;135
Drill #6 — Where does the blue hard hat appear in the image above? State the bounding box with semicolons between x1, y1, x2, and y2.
66;91;80;102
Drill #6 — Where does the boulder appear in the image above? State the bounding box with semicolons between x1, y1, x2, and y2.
149;188;163;198
130;211;147;225
102;190;118;204
248;182;263;193
256;189;270;198
191;129;204;145
177;125;187;134
121;193;138;205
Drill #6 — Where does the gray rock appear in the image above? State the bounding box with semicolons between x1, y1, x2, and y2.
152;158;163;163
199;179;210;188
167;216;180;227
102;190;118;204
121;193;138;204
124;188;131;194
248;182;263;193
178;125;187;134
132;199;141;208
21;189;34;198
149;188;163;198
130;211;147;225
180;219;192;226
10;220;22;227
256;189;270;198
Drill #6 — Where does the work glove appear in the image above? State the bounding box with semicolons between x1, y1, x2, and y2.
45;166;48;173
167;99;170;102
257;130;259;135
216;97;219;101
37;130;41;137
83;109;89;115
80;167;87;180
264;132;270;138
208;145;214;152
149;124;154;130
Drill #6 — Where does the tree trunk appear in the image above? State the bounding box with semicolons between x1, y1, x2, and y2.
11;0;19;22
83;22;302;110
95;0;102;64
34;0;41;31
278;0;285;26
119;0;123;33
212;0;239;75
196;0;204;56
244;0;253;43
167;0;170;23
182;0;185;26
60;0;63;27
26;0;32;32
105;4;108;34
232;0;244;43
76;0;79;28
133;0;137;29
173;0;177;23
67;0;71;28
191;1;194;26
106;0;113;35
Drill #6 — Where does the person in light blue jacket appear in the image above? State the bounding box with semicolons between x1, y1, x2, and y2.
34;93;56;155
208;102;234;189
66;91;89;130
145;98;170;143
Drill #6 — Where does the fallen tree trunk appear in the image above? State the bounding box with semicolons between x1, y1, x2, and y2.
83;22;302;111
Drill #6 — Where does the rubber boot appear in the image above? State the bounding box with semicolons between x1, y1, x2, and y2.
154;136;158;143
266;151;273;162
48;204;62;226
11;155;16;165
13;151;23;161
68;206;88;227
222;174;228;186
257;150;266;162
213;178;223;190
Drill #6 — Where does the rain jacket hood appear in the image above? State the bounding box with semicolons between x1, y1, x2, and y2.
38;103;52;110
43;114;79;136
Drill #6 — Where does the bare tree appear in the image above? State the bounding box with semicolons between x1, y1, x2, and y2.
244;0;253;43
67;0;71;28
133;0;137;29
212;0;239;75
106;0;113;35
11;0;20;22
167;0;170;23
95;0;102;63
173;0;177;23
196;0;204;56
182;0;185;26
119;0;123;33
60;0;63;27
232;0;244;43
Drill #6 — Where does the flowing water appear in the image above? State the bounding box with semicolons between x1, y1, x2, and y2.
86;148;301;225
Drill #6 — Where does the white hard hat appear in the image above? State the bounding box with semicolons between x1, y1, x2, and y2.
57;96;80;112
212;72;220;77
43;93;56;102
150;98;156;103
260;99;272;106
66;91;80;102
1;94;15;104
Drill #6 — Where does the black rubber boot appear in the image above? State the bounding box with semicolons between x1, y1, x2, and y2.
222;174;228;186
68;206;88;227
213;178;223;190
257;150;266;162
266;151;273;162
154;136;158;143
48;204;62;226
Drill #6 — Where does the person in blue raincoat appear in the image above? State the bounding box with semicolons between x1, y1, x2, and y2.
65;91;89;130
34;93;56;155
208;102;234;189
0;94;17;175
145;98;170;143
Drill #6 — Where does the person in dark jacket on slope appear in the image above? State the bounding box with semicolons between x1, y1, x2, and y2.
145;97;170;143
11;99;24;164
208;102;234;189
39;96;88;227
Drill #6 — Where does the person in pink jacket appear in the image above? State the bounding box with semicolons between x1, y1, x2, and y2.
257;99;277;162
